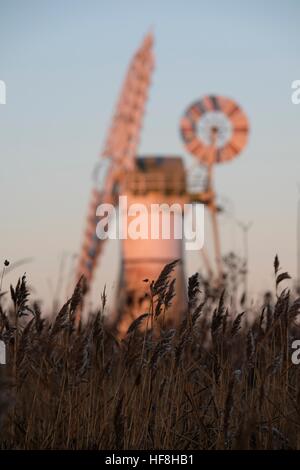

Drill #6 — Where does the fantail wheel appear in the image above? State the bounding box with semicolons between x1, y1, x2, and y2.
180;95;249;166
180;94;249;282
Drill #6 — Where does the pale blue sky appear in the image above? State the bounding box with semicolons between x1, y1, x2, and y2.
0;0;299;307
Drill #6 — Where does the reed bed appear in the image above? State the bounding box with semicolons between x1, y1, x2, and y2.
0;256;300;450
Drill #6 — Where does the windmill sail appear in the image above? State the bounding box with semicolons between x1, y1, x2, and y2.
77;33;155;283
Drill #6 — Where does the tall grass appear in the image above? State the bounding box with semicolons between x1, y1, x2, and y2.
0;256;300;450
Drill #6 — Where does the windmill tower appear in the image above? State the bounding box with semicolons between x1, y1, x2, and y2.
76;34;249;334
113;156;188;335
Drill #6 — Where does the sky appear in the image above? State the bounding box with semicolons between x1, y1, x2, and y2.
0;0;300;309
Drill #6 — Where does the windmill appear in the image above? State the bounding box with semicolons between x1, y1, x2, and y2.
76;34;249;334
